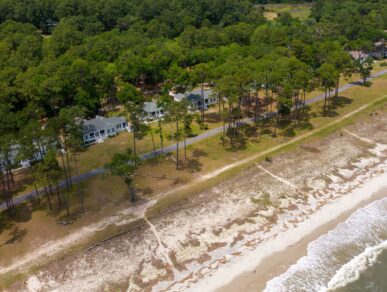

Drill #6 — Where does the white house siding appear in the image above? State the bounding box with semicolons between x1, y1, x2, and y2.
82;116;128;145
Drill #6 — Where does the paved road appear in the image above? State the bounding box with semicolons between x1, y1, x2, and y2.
2;69;387;211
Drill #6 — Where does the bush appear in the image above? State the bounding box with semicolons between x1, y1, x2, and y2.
265;156;272;162
283;127;296;137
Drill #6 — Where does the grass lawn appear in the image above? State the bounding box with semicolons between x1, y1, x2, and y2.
304;60;387;101
73;111;223;174
0;175;129;267
261;3;314;20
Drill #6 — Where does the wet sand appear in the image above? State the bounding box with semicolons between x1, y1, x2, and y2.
219;185;387;292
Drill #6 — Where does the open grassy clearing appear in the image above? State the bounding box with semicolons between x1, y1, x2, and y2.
261;3;314;20
70;110;222;174
304;60;386;101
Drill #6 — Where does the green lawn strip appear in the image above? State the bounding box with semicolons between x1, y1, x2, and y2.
146;95;387;218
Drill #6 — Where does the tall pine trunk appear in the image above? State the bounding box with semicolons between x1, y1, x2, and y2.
175;120;179;170
133;130;137;166
34;184;40;204
148;119;156;153
201;83;205;126
158;120;164;154
46;184;53;210
59;150;70;191
55;184;62;206
65;149;73;188
335;75;340;99
254;90;260;126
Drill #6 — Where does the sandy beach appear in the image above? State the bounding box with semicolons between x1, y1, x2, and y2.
4;109;387;292
219;184;387;292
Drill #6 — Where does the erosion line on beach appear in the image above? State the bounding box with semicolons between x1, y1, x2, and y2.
257;165;298;189
143;217;174;267
342;129;375;144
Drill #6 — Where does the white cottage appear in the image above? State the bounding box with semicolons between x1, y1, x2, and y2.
82;116;128;144
143;101;164;120
1;144;46;170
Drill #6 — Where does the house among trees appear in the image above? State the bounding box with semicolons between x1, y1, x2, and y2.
82;116;129;145
170;89;217;111
349;40;387;61
1;144;46;170
372;40;387;59
143;101;164;121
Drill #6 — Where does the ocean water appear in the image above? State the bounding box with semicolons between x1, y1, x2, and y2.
264;196;387;292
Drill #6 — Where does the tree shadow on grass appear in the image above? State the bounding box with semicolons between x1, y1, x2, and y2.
333;96;353;107
0;202;32;238
321;96;353;117
0;227;27;247
184;159;203;173
191;148;208;159
205;112;221;123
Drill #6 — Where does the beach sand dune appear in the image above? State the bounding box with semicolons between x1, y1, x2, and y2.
8;111;387;292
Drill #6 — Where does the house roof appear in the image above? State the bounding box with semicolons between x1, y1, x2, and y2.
144;101;162;113
172;89;213;103
82;116;126;134
348;50;368;60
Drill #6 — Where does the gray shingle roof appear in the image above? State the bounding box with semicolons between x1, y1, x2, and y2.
173;89;213;103
143;101;162;113
82;116;126;134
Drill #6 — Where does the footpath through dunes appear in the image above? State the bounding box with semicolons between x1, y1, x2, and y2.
11;106;387;291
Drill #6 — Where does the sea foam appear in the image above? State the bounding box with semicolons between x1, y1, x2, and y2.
264;197;387;292
326;240;387;291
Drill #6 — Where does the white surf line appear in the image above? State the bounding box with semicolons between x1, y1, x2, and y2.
256;165;298;190
343;129;375;144
143;217;174;267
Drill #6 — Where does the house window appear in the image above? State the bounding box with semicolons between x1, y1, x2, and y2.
112;128;115;132
122;122;126;127
90;133;94;138
108;129;110;134
100;130;105;135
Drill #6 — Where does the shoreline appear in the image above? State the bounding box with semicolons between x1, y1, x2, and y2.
206;173;387;292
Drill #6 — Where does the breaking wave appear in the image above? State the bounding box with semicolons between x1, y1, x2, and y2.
264;197;387;292
326;240;387;290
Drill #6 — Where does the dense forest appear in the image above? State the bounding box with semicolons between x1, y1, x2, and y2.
0;0;386;214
